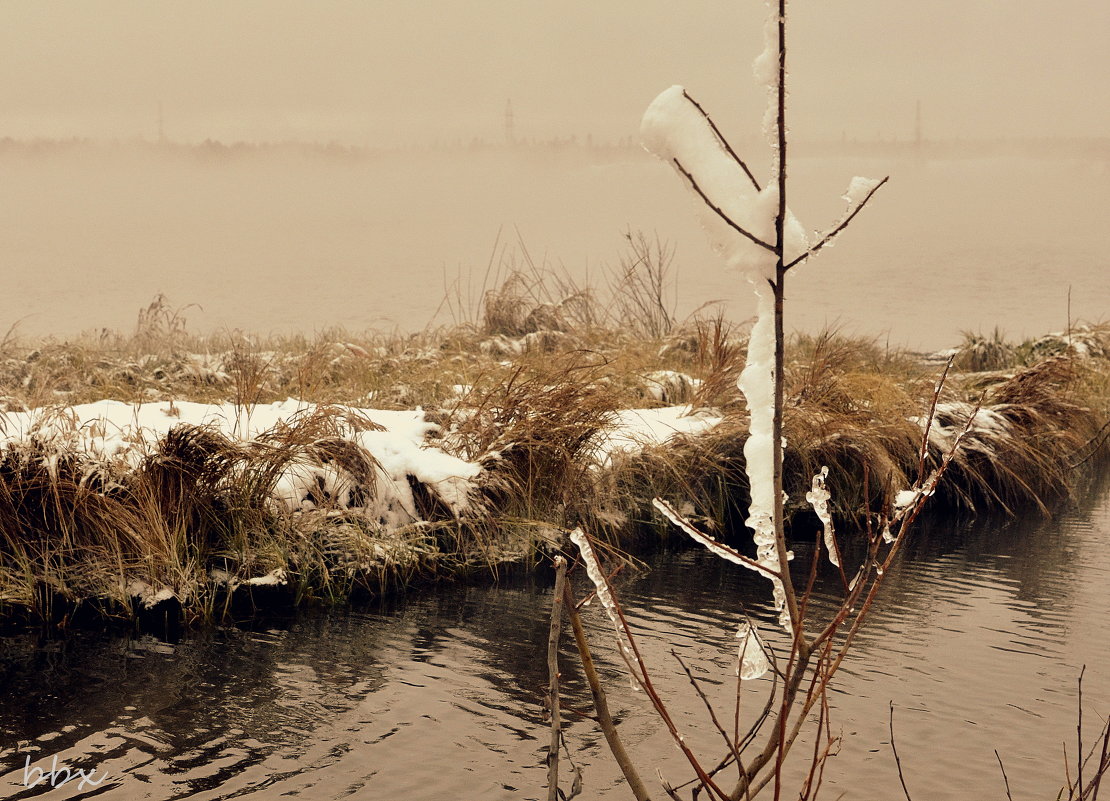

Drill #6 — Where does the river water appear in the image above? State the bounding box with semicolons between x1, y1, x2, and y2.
1;480;1109;800
1;145;1107;351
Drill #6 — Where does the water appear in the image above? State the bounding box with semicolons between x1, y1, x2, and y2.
2;484;1109;800
1;145;1107;351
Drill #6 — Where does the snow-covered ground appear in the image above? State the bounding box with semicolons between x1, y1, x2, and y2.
0;398;722;530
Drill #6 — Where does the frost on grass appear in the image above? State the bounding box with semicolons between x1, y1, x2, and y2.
569;527;643;691
805;466;839;567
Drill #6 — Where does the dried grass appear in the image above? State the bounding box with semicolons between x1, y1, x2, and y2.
1;288;1107;628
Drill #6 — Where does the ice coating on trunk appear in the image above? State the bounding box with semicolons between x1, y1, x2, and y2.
754;1;781;151
737;283;791;628
640;3;807;632
805;466;839;567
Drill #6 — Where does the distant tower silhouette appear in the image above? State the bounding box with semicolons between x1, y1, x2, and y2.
504;99;515;146
915;100;922;151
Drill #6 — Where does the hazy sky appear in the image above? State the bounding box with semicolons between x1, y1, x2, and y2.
2;1;1108;146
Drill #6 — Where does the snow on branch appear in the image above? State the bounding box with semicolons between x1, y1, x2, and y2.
785;175;889;271
671;158;775;254
679;89;761;191
641;85;808;279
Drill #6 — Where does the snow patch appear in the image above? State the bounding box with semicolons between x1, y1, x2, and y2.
591;405;721;467
0;399;483;526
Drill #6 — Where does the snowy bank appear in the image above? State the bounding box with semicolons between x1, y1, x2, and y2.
0;397;721;527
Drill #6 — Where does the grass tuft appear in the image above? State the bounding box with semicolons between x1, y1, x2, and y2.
1;284;1107;628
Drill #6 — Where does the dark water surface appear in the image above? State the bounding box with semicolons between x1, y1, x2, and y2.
2;485;1109;800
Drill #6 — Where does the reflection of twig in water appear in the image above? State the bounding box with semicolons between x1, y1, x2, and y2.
889;702;913;801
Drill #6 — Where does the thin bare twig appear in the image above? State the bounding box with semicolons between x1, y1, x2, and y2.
1080;667;1086;798
800;679;828;801
681;89;762;192
562;578;654;801
917;355;954;485
559;736;584;800
1071;418;1110;469
1067;742;1076;798
1090;718;1110;800
995;750;1014;801
738;646;781;755
673;158;775;254
673;648;746;777
783;177;890;271
889;702;914;801
547;557;568;801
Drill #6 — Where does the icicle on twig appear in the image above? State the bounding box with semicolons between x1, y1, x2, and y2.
568;528;643;691
737;619;772;680
804;466;840;567
652;497;781;580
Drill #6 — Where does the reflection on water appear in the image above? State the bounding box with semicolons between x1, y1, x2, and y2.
2;485;1109;800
